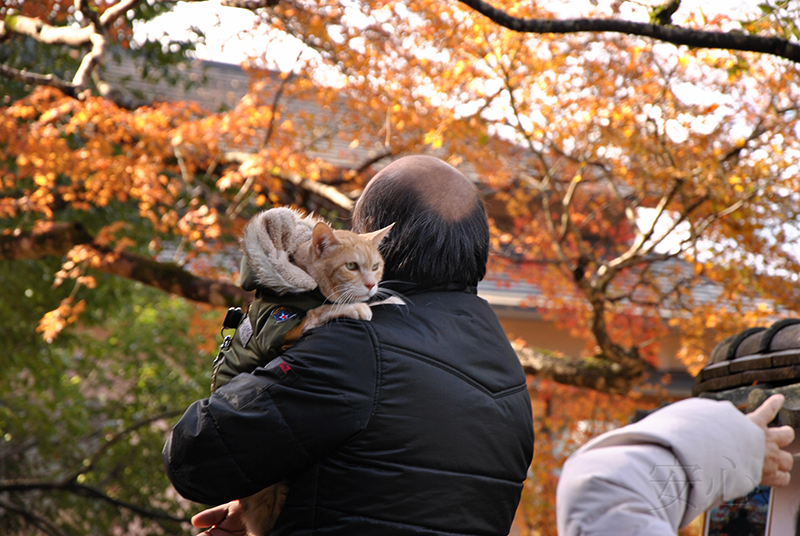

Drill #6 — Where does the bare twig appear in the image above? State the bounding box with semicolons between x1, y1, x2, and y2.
0;480;189;523
601;178;686;282
62;410;183;484
0;499;71;536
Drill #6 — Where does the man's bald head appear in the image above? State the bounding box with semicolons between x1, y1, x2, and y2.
359;155;480;222
352;155;489;288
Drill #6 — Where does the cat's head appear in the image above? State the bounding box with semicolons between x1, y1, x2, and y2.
298;222;393;303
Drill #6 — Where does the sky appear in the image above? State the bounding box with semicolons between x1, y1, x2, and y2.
135;0;762;67
134;0;294;67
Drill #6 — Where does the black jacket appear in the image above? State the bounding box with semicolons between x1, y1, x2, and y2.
164;287;534;535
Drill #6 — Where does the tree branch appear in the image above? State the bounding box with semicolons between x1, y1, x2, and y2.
0;64;79;98
0;410;191;528
62;410;184;485
0;480;189;523
0;222;94;260
219;0;280;7
262;67;296;149
0;13;94;46
0;0;145;106
601;178;685;284
222;151;356;212
92;71;149;110
72;0;109;92
277;170;354;211
0;222;251;307
514;343;646;395
0;499;71;536
352;149;394;175
458;0;800;64
0;0;140;46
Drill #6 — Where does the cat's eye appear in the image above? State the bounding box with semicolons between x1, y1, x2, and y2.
372;263;379;271
345;262;358;270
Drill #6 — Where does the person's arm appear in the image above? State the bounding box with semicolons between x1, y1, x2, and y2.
163;320;377;505
556;394;794;536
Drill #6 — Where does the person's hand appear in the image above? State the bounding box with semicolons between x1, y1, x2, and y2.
191;500;248;536
747;394;795;487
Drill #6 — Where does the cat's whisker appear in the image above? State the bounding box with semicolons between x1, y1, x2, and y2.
332;284;373;306
332;290;351;305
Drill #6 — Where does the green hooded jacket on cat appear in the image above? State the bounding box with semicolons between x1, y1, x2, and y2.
211;208;325;392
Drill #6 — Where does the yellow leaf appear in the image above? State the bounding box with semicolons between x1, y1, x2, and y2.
423;129;443;149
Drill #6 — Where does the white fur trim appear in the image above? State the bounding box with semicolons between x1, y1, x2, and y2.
241;208;320;294
370;297;406;306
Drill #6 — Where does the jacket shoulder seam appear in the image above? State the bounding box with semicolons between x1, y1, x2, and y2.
381;342;527;399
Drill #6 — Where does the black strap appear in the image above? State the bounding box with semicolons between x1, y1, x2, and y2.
222;307;245;330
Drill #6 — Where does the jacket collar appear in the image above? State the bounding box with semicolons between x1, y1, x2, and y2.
379;280;477;296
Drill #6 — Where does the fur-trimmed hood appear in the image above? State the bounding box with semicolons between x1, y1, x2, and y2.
239;208;322;295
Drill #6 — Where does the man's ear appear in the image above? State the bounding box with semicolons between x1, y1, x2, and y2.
361;222;395;247
312;221;339;255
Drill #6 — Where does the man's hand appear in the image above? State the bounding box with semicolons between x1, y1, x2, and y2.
747;394;795;487
192;500;248;536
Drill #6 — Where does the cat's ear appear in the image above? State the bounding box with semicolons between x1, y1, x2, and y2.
361;223;395;247
312;221;339;255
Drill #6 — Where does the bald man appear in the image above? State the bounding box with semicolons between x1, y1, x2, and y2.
163;156;535;536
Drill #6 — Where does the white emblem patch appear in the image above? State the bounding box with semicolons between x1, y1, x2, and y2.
239;317;253;348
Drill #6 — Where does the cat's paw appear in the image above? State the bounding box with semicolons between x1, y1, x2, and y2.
349;302;372;321
301;303;372;333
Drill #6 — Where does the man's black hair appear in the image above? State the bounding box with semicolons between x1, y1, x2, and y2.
352;156;489;288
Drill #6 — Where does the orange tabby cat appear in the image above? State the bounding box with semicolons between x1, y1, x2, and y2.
294;221;393;332
238;220;393;536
